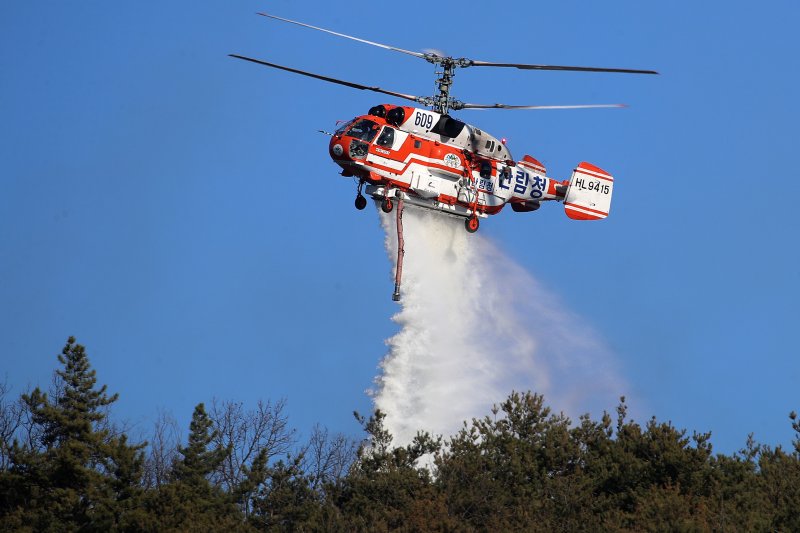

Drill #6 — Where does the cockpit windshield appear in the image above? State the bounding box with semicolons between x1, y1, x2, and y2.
346;119;381;142
335;119;354;135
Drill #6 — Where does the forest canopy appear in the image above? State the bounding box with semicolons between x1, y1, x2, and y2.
1;337;798;532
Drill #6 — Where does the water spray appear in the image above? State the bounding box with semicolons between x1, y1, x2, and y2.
372;207;630;446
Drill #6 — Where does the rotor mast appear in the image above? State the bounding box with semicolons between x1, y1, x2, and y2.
435;59;454;114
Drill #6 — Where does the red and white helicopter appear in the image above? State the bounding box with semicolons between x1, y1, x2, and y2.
231;13;656;300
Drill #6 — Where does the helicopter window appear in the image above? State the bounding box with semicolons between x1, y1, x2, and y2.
480;161;492;179
376;127;395;148
347;119;380;142
414;140;421;149
335;119;354;135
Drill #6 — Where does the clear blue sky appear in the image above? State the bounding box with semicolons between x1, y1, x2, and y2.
2;0;798;454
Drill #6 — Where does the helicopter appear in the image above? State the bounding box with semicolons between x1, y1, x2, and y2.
231;13;657;300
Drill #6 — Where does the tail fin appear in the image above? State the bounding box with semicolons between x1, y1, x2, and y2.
564;162;614;220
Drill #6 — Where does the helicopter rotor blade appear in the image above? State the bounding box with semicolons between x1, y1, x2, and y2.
229;54;423;104
256;12;427;60
469;60;658;75
457;102;628;110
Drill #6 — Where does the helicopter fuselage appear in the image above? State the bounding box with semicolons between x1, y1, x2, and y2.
329;103;569;220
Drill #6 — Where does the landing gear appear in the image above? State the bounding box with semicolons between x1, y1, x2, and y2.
465;216;480;233
381;197;394;213
354;180;367;210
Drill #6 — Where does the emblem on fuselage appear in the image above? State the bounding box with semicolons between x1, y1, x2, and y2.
443;153;460;168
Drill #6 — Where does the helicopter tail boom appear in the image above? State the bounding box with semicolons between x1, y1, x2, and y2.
563;162;614;220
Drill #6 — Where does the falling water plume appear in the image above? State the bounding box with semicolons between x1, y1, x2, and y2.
372;207;626;446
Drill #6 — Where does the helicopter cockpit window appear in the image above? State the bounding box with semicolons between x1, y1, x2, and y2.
346;119;380;143
376;127;395;148
335;119;354;136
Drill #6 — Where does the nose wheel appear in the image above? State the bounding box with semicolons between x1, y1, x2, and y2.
354;180;367;210
381;197;394;213
465;216;480;233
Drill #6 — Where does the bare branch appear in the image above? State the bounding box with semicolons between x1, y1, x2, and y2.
209;398;296;491
0;379;26;470
142;409;180;489
303;424;358;491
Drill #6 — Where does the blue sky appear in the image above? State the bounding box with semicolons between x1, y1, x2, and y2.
2;0;798;454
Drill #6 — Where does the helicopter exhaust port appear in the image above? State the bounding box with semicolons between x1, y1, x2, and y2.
368;105;387;118
386;107;405;127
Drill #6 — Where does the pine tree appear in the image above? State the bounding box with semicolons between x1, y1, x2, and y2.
136;403;243;531
335;410;451;532
173;403;228;487
0;337;145;531
245;452;323;531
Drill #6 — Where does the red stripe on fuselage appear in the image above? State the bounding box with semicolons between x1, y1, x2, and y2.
575;168;613;182
564;202;609;216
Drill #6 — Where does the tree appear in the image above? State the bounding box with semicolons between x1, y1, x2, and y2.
135;403;243;531
301;424;357;493
4;337;800;531
142;408;180;489
756;442;800;531
0;337;146;531
209;398;296;494
0;379;25;471
436;391;584;531
173;403;229;487
333;410;452;532
243;450;325;531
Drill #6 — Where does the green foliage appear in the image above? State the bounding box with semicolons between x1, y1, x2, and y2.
2;338;799;531
436;391;586;531
333;410;451;532
0;337;145;531
134;403;243;531
245;453;323;531
173;403;229;487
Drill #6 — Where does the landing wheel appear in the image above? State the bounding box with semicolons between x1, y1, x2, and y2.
354;195;367;210
381;198;394;213
465;216;479;233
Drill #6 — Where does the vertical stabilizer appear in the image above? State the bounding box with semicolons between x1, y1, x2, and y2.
564;162;614;220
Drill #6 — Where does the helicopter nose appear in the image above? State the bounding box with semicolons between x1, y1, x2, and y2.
330;136;370;164
330;138;347;160
329;136;354;168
